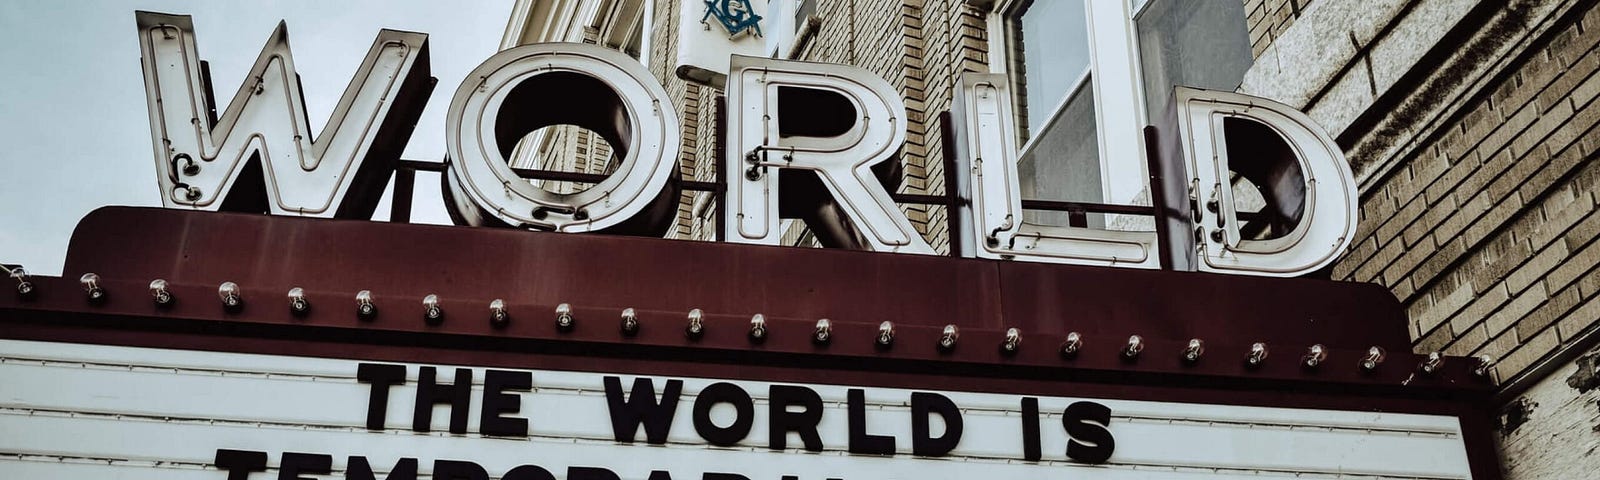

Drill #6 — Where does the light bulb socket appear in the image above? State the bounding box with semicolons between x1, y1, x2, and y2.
1472;354;1494;379
620;308;640;336
875;321;895;350
489;299;509;329
422;294;444;326
937;324;959;354
1000;327;1022;355
748;314;767;343
812;318;832;346
287;287;310;317
1302;344;1328;370
1121;335;1144;361
1245;342;1269;368
1181;338;1205;364
1418;351;1445;375
1059;332;1083;359
217;282;243;313
8;266;33;301
685;309;705;340
80;273;105;305
555;303;575;333
149;279;174;308
355;290;378;321
1359;346;1386;373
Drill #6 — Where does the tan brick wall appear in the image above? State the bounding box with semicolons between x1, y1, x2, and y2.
1242;0;1313;57
1329;2;1600;387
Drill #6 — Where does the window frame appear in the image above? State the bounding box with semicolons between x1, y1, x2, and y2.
985;0;1151;210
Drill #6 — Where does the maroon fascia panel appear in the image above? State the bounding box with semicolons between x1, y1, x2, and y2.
0;207;1503;478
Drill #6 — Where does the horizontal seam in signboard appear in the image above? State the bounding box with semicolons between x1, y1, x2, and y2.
1;355;1459;437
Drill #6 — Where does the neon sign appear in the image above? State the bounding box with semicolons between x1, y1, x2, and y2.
136;11;1356;277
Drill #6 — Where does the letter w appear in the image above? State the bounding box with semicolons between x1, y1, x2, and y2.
604;376;681;444
135;11;433;218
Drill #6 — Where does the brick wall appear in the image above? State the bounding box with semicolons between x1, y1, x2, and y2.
1243;0;1313;57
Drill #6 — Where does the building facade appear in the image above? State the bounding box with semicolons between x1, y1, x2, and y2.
504;0;1600;476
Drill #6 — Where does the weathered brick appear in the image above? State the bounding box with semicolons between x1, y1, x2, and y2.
1414;318;1456;353
1411;236;1467;288
1446;323;1489;356
1454;283;1510;335
1514;284;1583;342
1413;282;1474;335
1461;192;1524;247
1478;104;1537;160
1471;327;1518;364
1486;282;1548;338
1506;241;1569;294
1527;186;1593;248
1382;241;1435;287
1534;54;1599;113
1554;294;1600;342
1492;326;1558;382
1376;196;1427;245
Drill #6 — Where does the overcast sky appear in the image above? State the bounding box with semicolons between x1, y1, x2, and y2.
0;1;512;275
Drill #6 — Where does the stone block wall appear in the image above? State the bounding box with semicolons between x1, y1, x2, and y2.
1243;0;1313;57
1245;0;1600;476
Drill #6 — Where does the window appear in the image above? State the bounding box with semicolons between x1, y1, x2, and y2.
990;0;1251;229
992;0;1147;229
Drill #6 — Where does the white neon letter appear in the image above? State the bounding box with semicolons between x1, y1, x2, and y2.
1172;87;1358;276
723;55;933;254
950;73;1160;267
443;43;681;234
136;11;432;218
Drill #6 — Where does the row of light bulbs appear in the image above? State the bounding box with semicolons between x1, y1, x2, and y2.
15;272;1494;379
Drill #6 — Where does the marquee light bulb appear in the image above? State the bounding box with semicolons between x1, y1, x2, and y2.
1059;332;1083;359
287;287;310;316
1472;354;1494;378
937;324;959;353
80;273;105;304
686;309;705;340
620;308;640;336
1419;351;1445;375
748;314;767;343
149;279;173;307
355;290;377;320
812;318;832;346
555;303;574;333
875;321;895;350
1246;342;1269;367
1000;327;1021;355
217;282;242;313
489;299;508;328
1182;338;1205;364
9;266;33;300
422;294;444;325
1122;335;1144;360
1302;344;1327;369
1360;346;1386;372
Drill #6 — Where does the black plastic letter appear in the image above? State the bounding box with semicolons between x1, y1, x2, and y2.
279;452;332;480
357;363;407;430
847;388;896;455
604;376;682;444
911;392;963;457
691;382;754;446
433;460;489;480
504;465;557;480
481;369;532;437
214;449;267;480
346;457;418;480
414;367;473;434
1063;401;1115;464
1021;397;1041;461
768;385;824;451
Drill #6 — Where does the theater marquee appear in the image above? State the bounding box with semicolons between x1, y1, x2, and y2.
1;339;1472;479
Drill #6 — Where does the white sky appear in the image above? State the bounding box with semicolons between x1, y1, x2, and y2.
0;0;513;275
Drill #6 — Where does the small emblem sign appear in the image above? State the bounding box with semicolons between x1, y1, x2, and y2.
702;0;763;38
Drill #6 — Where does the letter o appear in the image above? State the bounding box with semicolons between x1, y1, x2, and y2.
444;43;680;234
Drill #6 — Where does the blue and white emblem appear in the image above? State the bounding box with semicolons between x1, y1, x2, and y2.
702;0;763;39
